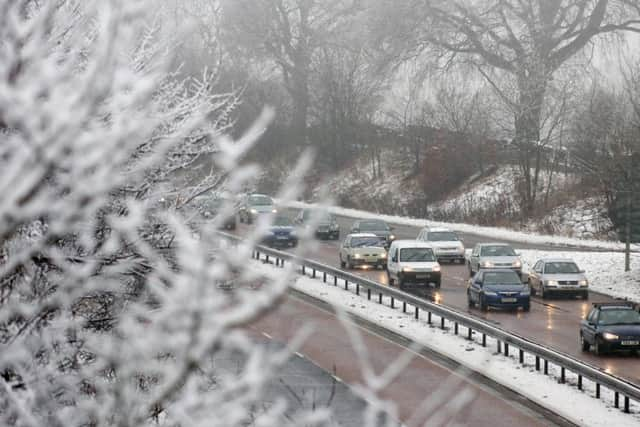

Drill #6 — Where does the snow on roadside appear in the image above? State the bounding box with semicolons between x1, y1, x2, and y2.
285;200;639;252
252;259;640;427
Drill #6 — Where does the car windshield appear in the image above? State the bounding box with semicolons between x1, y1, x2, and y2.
399;248;436;262
273;216;292;227
482;271;522;285
248;195;273;206
304;210;332;222
351;237;385;247
598;309;640;325
427;231;459;241
544;262;580;274
480;245;516;256
358;220;389;231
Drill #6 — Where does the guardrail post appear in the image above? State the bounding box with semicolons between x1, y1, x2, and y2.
544;360;548;375
535;356;540;371
519;349;524;364
301;265;305;274
367;288;371;300
482;334;486;347
356;284;360;295
265;255;269;263
427;312;432;324
560;367;565;384
614;392;619;409
577;375;582;390
378;293;383;304
391;297;395;309
281;259;285;268
596;383;600;399
624;396;629;413
403;302;407;313
497;340;501;354
323;272;326;282
454;322;458;334
467;328;472;340
312;268;316;278
275;258;279;267
415;307;419;320
504;343;509;357
345;280;348;290
334;276;337;286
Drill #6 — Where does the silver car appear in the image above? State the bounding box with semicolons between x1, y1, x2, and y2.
528;258;589;299
467;243;522;277
238;194;277;224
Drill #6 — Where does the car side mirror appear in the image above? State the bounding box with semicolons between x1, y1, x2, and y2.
392;256;397;262
352;228;359;233
579;269;585;274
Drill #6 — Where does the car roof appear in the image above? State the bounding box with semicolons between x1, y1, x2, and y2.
248;193;271;198
593;302;637;311
390;239;434;249
477;242;512;246
478;268;520;274
348;233;379;238
356;218;387;224
426;227;455;232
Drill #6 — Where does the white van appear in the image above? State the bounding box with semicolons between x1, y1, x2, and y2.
387;240;441;289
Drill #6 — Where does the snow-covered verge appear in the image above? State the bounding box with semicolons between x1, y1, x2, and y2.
253;260;640;427
286;200;639;252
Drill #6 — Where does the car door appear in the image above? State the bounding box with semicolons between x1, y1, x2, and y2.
582;309;598;343
469;272;483;302
340;236;351;261
469;245;480;273
530;261;543;291
388;246;399;278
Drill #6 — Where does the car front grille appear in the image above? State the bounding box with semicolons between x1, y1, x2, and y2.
558;280;578;285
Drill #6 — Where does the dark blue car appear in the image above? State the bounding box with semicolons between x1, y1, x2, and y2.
580;302;640;355
467;269;530;312
262;215;298;248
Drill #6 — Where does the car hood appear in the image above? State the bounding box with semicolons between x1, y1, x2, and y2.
484;284;527;293
542;273;586;281
350;246;386;255
251;205;275;213
480;256;520;264
362;230;391;238
430;241;463;249
601;324;640;336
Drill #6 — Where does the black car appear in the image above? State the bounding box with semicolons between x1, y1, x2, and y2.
350;219;395;246
580;302;640;355
262;215;298;248
294;209;340;240
195;195;237;230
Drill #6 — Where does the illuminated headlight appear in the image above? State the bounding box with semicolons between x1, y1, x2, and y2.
389;234;395;240
379;252;387;258
603;332;619;340
330;223;339;230
402;267;413;273
484;291;497;296
432;265;441;272
578;279;588;287
512;260;522;268
545;280;558;287
272;208;278;213
203;211;212;218
458;246;465;253
354;253;362;259
250;208;258;214
480;261;494;268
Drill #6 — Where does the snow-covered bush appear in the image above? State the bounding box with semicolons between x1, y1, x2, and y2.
0;2;364;426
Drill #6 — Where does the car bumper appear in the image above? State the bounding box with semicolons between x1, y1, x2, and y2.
351;256;387;266
600;340;640;352
543;287;588;295
436;253;465;261
399;271;441;284
484;294;529;308
315;229;339;239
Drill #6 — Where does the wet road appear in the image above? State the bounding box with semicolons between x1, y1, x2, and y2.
236;210;640;386
251;292;568;426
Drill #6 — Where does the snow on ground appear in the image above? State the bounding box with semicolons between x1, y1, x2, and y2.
286;200;639;252
252;259;640;427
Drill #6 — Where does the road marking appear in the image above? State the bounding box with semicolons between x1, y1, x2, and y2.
295;351;305;358
262;332;272;339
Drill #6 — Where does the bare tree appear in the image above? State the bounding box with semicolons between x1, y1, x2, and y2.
372;0;640;214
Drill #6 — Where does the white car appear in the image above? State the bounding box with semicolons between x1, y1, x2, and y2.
387;240;441;289
339;233;388;269
416;227;465;263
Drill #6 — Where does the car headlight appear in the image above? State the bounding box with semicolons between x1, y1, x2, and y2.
354;253;362;259
603;332;619;340
458;246;465;253
330;223;339;230
480;261;494;268
272;208;277;213
512;260;522;268
379;252;387;258
250;208;257;214
402;267;413;273
203;211;212;218
578;279;588;287
432;265;441;272
389;234;395;240
544;280;558;287
484;291;497;296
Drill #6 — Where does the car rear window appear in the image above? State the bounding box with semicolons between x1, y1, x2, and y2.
399;248;436;262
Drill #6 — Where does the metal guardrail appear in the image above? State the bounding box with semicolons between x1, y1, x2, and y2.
222;232;640;415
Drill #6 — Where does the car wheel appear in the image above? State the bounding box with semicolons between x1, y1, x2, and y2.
580;334;590;352
581;291;589;300
479;295;488;311
540;286;546;299
594;337;606;356
467;292;473;308
339;255;346;269
347;256;353;269
522;303;530;312
387;271;394;287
